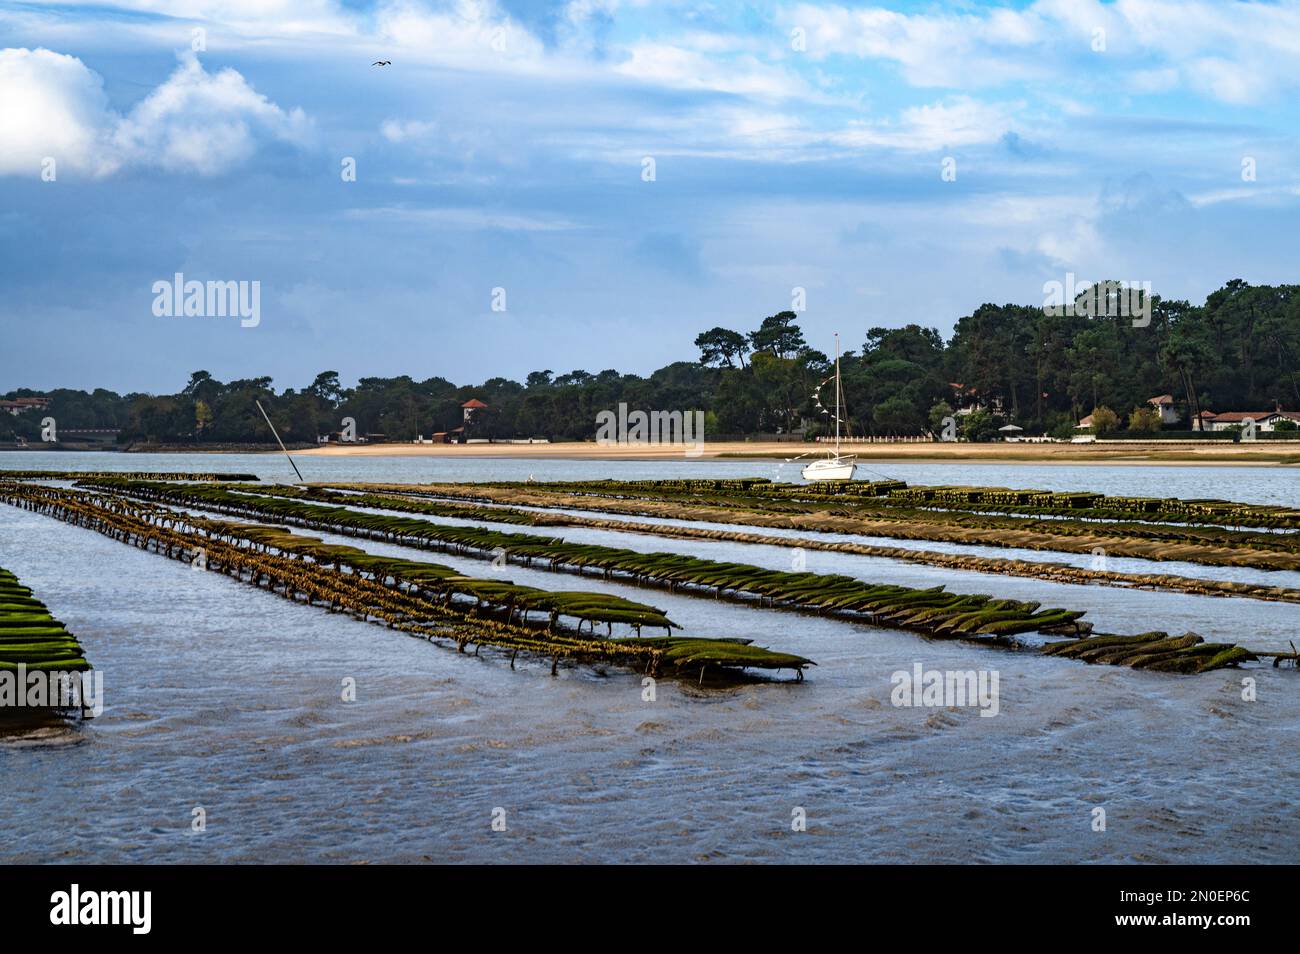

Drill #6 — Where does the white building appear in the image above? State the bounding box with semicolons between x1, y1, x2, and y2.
1145;394;1181;426
1196;410;1300;432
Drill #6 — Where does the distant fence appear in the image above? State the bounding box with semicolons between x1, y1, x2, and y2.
1096;435;1300;443
709;434;957;443
817;435;934;443
706;433;807;442
820;433;1300;444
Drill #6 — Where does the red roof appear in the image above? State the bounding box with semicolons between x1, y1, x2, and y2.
461;399;487;408
1208;411;1290;422
1147;394;1174;405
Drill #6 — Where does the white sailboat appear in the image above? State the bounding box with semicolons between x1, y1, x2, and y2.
802;333;858;482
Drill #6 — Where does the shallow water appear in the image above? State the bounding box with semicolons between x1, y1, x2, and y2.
1;453;1298;863
253;497;1300;650
398;494;1300;591
3;449;1298;505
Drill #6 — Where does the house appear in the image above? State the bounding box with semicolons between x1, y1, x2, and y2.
947;383;1001;417
430;427;466;444
461;399;488;423
1263;411;1300;431
1145;394;1180;426
1196;409;1300;433
1074;414;1094;430
948;383;976;416
0;397;52;416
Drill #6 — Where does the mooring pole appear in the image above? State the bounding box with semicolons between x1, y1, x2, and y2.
255;399;304;483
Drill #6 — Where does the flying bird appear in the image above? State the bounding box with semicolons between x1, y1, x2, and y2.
372;60;391;67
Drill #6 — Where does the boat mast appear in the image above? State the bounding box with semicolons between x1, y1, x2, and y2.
834;332;841;457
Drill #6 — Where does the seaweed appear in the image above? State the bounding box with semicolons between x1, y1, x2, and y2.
0;569;92;695
0;485;811;681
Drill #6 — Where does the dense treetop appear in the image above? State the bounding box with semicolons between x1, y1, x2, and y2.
3;280;1296;444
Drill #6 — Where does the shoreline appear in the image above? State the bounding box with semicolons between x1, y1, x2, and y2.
291;440;1298;466
4;441;1296;466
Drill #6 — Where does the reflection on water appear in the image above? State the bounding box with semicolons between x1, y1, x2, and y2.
1;453;1298;863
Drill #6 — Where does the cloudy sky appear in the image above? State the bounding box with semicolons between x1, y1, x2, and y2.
2;0;1299;393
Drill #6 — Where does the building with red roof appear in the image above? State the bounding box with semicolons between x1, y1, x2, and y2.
461;398;488;423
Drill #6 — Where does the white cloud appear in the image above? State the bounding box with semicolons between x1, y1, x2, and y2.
787;0;1300;104
380;118;438;143
14;0;356;37
0;47;309;177
833;96;1021;151
1187;184;1300;208
11;0;1300;112
896;97;1019;149
788;4;1054;87
112;53;309;174
1187;57;1267;106
375;0;546;66
0;48;114;175
613;41;810;99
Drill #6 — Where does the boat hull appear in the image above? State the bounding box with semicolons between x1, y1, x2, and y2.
801;459;857;482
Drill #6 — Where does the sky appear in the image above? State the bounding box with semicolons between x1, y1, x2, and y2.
2;0;1299;394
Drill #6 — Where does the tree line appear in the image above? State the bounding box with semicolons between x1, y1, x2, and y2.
3;279;1297;445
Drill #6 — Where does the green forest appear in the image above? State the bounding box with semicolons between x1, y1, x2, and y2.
4;279;1298;445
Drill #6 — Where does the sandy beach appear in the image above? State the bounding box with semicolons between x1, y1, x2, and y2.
295;439;1300;466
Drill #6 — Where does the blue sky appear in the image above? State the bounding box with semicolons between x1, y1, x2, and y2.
2;0;1299;393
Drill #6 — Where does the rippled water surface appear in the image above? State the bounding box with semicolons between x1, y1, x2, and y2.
1;453;1297;863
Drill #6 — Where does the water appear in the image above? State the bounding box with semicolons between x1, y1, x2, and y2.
278;498;1300;649
1;452;1298;863
383;497;1300;592
3;449;1297;505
